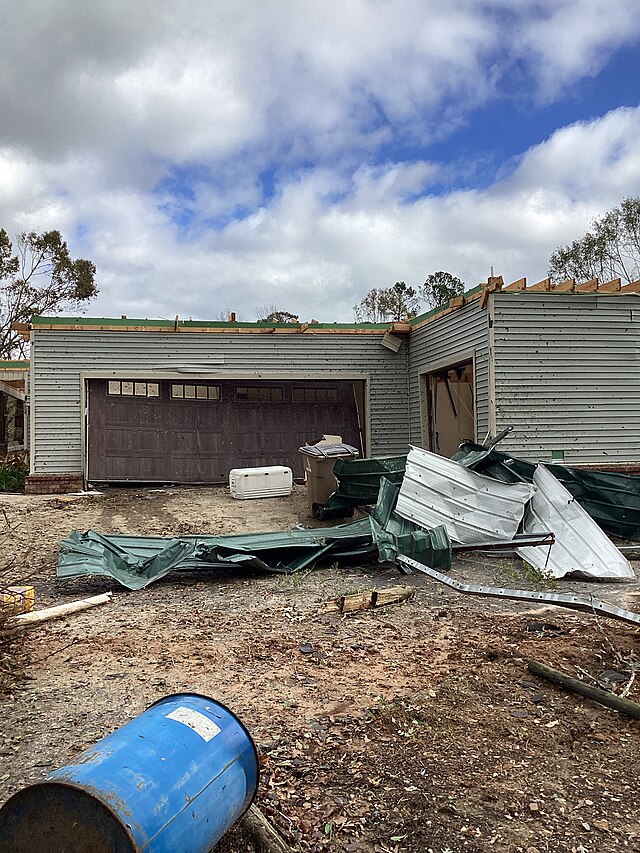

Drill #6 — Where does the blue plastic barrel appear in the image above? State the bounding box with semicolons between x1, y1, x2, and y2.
0;693;259;852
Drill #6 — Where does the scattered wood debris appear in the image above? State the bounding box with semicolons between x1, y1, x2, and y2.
3;592;112;635
326;585;414;614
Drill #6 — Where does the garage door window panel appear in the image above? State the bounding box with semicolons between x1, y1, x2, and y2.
108;380;159;398
292;387;339;403
171;383;220;401
235;385;284;402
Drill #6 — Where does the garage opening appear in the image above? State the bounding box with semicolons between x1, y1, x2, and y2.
86;378;366;484
424;360;475;458
0;387;25;453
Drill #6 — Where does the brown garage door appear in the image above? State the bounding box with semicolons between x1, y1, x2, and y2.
87;378;364;483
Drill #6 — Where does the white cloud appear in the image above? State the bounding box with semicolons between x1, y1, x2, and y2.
2;105;640;321
2;1;637;167
514;0;640;101
1;4;640;323
509;108;640;205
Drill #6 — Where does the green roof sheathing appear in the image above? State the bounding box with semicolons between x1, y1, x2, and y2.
30;315;393;332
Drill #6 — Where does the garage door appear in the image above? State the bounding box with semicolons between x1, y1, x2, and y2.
87;378;364;483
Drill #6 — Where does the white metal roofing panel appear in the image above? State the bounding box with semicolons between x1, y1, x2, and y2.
516;465;635;580
396;446;535;544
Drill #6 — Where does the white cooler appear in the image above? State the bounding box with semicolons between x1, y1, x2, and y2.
229;466;293;499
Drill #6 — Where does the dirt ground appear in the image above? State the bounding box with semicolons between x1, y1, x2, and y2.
1;485;639;853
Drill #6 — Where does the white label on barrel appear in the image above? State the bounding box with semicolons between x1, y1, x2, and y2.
166;707;222;742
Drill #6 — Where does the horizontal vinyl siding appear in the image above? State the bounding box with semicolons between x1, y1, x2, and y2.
31;330;410;473
493;293;640;464
408;302;490;446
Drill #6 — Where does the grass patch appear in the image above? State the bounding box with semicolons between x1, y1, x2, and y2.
510;559;558;590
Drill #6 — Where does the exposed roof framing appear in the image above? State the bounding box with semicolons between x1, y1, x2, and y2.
12;274;640;343
409;274;640;331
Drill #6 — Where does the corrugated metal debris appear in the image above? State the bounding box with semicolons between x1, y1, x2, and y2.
454;440;640;540
515;465;634;579
316;455;407;519
394;446;633;580
58;439;639;590
395;446;535;544
58;478;451;590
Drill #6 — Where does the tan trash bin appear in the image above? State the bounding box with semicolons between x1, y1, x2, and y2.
299;439;359;515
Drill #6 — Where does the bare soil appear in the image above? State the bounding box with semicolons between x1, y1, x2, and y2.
1;485;639;853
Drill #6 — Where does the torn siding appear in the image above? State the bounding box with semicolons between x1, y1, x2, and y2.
31;330;410;474
408;301;490;446
493;292;640;464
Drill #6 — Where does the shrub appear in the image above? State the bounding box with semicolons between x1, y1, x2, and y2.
0;454;28;492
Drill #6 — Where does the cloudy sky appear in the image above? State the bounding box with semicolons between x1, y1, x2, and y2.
1;1;640;322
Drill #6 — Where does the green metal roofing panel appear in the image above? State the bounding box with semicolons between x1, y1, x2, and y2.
58;520;376;589
31;315;392;332
0;360;29;369
31;316;176;327
58;479;451;590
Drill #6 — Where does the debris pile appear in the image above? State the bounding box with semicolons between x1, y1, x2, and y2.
397;445;634;580
454;439;640;540
57;433;638;589
58;478;451;590
395;445;534;543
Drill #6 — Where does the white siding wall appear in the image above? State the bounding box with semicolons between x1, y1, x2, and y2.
493;292;640;463
408;301;490;446
31;330;410;473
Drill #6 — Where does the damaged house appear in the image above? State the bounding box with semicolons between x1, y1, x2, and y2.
13;274;640;494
